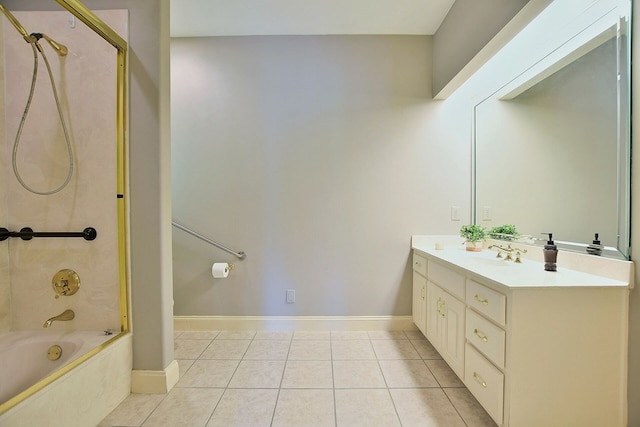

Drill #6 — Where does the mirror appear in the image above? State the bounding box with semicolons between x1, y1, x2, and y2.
474;16;631;260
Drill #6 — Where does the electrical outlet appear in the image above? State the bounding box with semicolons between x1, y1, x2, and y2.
286;289;295;304
482;206;492;221
451;206;460;221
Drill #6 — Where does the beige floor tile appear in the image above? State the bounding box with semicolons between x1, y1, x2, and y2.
216;330;256;340
411;339;441;359
371;339;421;360
390;388;466;427
175;359;239;388
206;389;278;427
425;359;465;387
174;339;212;359
98;393;165;427
243;339;291;360
333;360;386;388
228;360;286;388
331;339;376;360
254;330;293;340
288;340;331;360
367;331;407;340
403;330;426;340
379;359;439;388
272;389;336;427
199;339;251;359
173;331;183;339
293;330;331;340
176;359;195;379
178;330;220;340
331;331;369;340
142;387;223;427
334;389;400;427
281;360;333;388
444;387;498;427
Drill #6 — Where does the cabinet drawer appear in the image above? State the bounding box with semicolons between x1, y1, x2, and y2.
412;253;427;276
428;261;464;299
466;280;506;325
465;344;504;425
466;308;505;368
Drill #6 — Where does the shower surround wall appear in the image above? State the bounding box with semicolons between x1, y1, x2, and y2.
2;10;127;331
0;20;9;333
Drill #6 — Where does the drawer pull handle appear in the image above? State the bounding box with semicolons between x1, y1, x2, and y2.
474;294;489;305
473;372;487;388
474;329;489;342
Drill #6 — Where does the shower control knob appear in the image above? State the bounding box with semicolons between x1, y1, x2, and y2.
52;269;80;298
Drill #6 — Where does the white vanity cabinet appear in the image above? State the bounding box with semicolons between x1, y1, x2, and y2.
411;246;631;427
411;253;427;335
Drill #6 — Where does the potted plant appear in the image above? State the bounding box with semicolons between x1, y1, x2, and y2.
460;224;487;251
489;224;520;241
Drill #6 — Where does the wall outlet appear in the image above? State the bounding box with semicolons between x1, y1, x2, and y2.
286;289;295;304
482;206;492;221
450;206;461;221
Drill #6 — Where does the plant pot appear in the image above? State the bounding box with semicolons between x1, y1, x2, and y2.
465;240;483;252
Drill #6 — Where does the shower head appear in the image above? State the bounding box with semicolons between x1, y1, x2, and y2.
0;5;68;56
33;33;68;56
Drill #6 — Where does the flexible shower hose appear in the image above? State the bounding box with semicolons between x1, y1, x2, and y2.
12;40;73;195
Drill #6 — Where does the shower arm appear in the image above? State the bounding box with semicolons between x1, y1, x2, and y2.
0;4;31;42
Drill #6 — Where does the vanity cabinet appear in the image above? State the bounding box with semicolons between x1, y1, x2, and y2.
411;247;630;427
411;253;427;335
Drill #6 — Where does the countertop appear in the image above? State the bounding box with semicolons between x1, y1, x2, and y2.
412;239;629;289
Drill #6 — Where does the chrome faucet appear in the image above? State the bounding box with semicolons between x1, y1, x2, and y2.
43;309;75;328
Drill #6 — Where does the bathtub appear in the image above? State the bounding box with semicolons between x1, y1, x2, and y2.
0;331;132;427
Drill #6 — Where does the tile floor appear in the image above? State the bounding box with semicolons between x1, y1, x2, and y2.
99;330;497;427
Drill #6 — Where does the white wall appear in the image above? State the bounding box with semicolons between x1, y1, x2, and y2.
171;35;470;316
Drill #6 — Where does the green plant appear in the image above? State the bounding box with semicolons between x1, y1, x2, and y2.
459;224;487;243
489;224;519;241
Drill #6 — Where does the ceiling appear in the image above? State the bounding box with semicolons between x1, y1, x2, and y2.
170;0;456;37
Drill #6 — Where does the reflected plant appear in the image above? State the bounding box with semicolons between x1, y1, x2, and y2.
489;224;520;241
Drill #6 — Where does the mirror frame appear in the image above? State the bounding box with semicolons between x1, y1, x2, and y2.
472;5;631;260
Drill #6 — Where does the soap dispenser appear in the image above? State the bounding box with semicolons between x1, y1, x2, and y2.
586;233;603;256
542;233;558;271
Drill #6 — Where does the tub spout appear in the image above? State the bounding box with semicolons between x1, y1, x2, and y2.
43;309;75;328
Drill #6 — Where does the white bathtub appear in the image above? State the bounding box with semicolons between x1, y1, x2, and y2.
0;331;110;403
0;331;132;427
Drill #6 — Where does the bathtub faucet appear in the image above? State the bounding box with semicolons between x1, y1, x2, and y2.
43;309;75;328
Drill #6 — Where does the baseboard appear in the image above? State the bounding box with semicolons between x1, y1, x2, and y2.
131;359;179;394
174;315;417;331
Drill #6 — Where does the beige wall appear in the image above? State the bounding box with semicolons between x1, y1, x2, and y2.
171;35;471;317
0;20;9;332
1;10;126;330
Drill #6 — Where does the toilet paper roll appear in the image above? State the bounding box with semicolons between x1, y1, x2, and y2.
211;262;230;278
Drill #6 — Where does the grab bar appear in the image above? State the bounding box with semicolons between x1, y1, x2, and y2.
0;227;97;241
171;221;246;259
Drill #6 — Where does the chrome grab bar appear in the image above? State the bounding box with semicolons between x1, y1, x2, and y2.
171;221;246;259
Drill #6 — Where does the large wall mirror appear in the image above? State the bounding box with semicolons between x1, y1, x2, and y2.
474;11;631;260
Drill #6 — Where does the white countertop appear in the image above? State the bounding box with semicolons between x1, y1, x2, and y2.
412;239;629;289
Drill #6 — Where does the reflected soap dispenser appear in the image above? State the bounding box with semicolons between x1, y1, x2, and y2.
586;233;603;256
542;233;558;272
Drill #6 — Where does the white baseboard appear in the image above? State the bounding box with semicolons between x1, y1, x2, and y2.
131;359;179;394
174;315;417;331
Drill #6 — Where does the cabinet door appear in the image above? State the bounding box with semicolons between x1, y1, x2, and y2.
440;291;465;378
412;271;427;335
425;281;441;346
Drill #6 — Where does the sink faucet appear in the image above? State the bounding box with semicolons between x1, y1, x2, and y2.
488;244;528;262
43;309;75;328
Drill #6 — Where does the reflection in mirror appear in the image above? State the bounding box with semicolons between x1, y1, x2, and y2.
474;21;630;259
